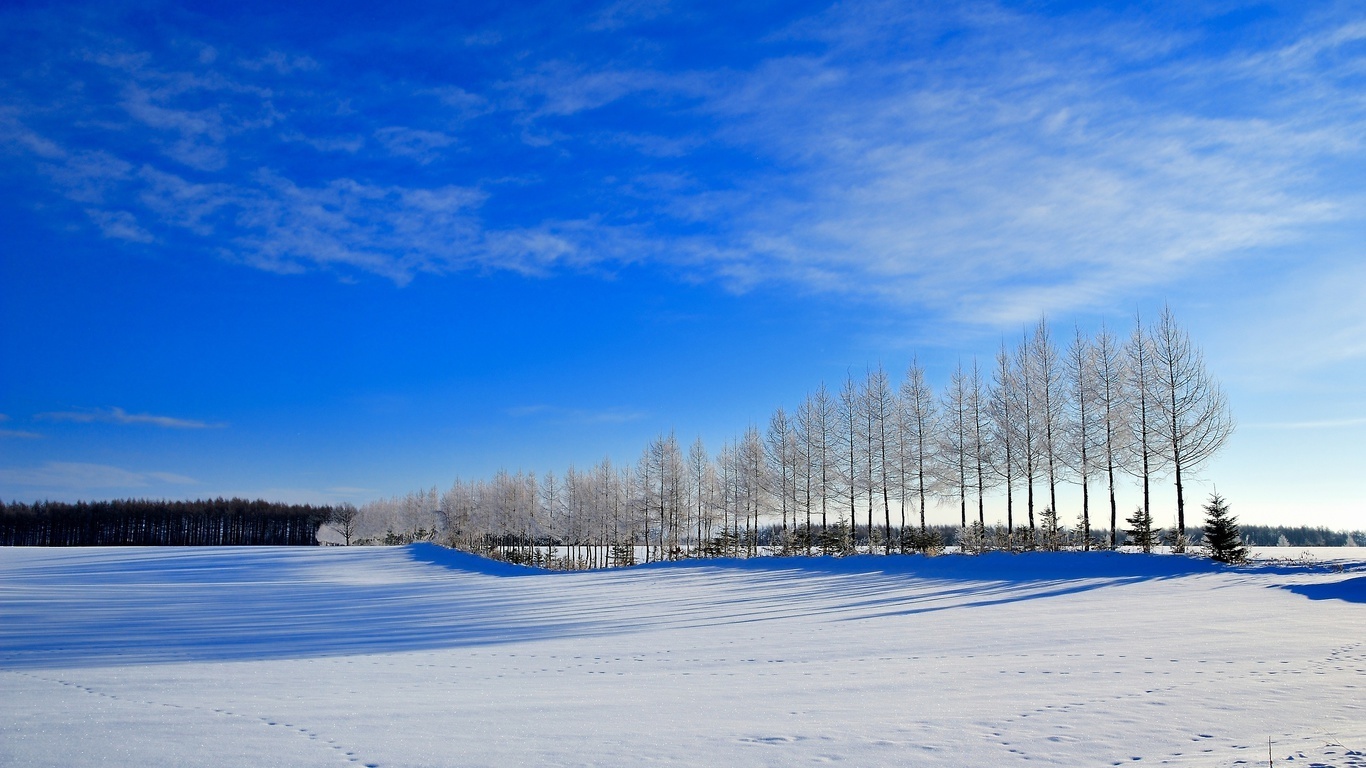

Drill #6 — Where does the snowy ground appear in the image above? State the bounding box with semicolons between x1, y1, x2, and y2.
2;545;1363;767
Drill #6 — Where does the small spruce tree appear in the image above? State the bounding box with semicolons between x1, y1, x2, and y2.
990;524;1012;552
960;521;987;555
1202;492;1248;565
1167;527;1190;554
1126;505;1158;553
904;525;943;556
820;519;854;556
1039;507;1063;552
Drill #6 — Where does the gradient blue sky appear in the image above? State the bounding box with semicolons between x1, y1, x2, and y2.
2;0;1363;529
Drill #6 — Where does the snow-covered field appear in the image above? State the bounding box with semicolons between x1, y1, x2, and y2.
2;545;1363;767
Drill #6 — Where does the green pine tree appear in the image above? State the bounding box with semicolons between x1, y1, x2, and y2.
1202;492;1248;564
960;521;987;555
819;519;852;556
904;525;943;556
1039;507;1062;551
1126;506;1158;553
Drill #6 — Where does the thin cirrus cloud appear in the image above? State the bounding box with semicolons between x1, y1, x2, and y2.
695;5;1363;323
0;430;43;439
1245;417;1366;431
373;126;458;164
36;407;224;430
506;405;647;425
1;2;1363;322
0;413;44;438
0;462;197;490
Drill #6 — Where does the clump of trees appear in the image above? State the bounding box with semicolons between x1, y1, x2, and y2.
0;498;333;546
336;307;1238;566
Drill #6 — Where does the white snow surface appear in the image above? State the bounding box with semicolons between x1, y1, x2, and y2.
2;545;1363;767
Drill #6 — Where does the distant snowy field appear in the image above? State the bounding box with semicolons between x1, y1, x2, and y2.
2;546;1363;767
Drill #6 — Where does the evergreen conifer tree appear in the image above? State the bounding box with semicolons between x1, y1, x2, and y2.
1039;507;1062;551
960;520;987;554
1126;505;1157;553
904;525;943;555
1202;492;1248;564
1167;527;1190;554
991;523;1016;552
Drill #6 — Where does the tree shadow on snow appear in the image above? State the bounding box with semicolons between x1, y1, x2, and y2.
1280;575;1366;604
3;544;1354;670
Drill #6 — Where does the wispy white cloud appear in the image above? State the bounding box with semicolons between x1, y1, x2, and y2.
36;406;224;429
587;0;671;32
1245;417;1366;430
506;404;647;425
374;126;457;164
228;172;492;282
237;50;318;74
666;4;1366;323
502;63;691;119
0;462;196;489
85;208;155;242
0;414;40;438
280;130;365;153
3;0;1363;323
0;429;43;439
422;86;491;118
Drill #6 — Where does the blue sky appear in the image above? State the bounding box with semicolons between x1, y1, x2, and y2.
2;0;1364;529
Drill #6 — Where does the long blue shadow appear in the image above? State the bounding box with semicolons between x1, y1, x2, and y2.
0;546;589;670
406;542;549;576
1281;575;1366;604
5;545;1353;671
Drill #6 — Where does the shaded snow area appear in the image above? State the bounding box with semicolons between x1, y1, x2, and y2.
2;546;1364;767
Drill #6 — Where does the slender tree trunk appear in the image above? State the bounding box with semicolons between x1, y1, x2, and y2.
1108;456;1117;548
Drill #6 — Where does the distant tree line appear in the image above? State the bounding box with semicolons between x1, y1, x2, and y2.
344;307;1248;566
0;498;333;546
1239;525;1361;548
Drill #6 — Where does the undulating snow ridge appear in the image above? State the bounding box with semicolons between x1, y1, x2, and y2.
2;545;1363;767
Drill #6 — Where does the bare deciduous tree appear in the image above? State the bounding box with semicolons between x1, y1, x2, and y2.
1091;323;1130;548
838;374;864;551
740;425;764;557
1125;313;1167;539
1030;317;1069;530
1150;306;1234;534
938;361;971;530
328;502;360;546
967;358;994;530
765;406;799;542
1013;332;1042;535
865;364;896;553
1064;326;1102;548
805;383;839;548
989;341;1020;533
687;436;713;553
898;358;937;534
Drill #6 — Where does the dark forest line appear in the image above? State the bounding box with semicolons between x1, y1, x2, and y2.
0;498;333;546
1237;524;1361;547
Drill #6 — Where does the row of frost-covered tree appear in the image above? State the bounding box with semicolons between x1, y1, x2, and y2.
342;307;1236;565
